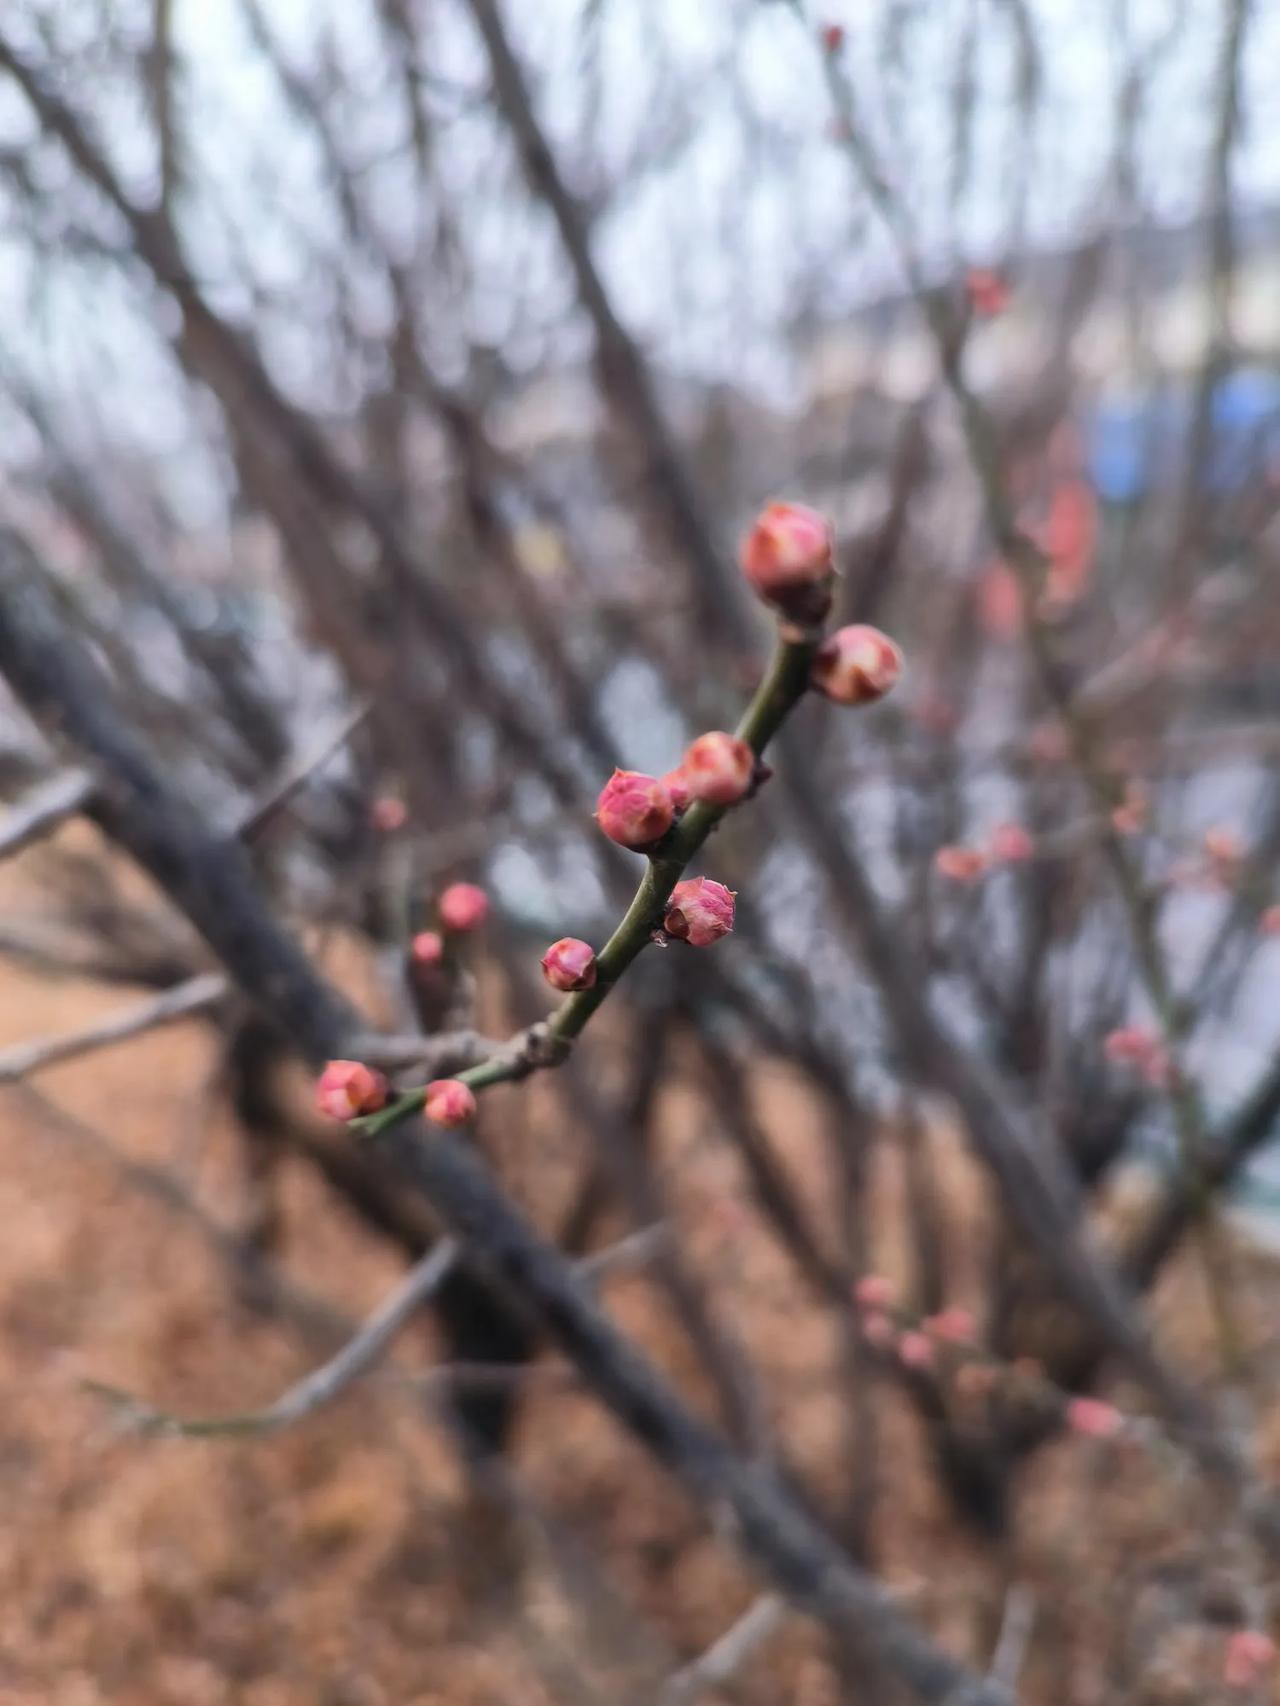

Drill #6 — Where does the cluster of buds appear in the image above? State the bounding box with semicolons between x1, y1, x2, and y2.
1103;1024;1172;1090
935;822;1036;884
316;1060;388;1121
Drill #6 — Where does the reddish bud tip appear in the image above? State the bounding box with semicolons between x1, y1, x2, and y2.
1103;1025;1170;1086
739;500;835;621
924;1307;977;1345
1111;783;1149;836
1204;825;1243;867
861;1309;895;1348
934;845;986;883
853;1273;895;1310
810;624;903;706
897;1331;936;1371
541;936;598;992
965;267;1011;316
820;22;845;51
681;731;756;807
423;1078;477;1127
594;769;674;849
1065;1395;1124;1439
1224;1631;1277;1690
663;876;736;947
1261;905;1280;937
371;796;407;834
316;1060;388;1121
438;882;489;933
411;930;445;966
989;822;1035;863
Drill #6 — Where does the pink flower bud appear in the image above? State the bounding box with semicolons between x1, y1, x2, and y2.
862;1309;895;1349
934;845;986;883
989;822;1035;863
438;882;489;933
662;768;693;814
663;877;736;947
316;1060;388;1121
681;731;756;807
820;21;845;51
594;769;674;849
924;1307;977;1345
1111;784;1149;836
1103;1025;1170;1087
810;624;904;706
965;267;1010;316
1204;826;1243;868
1261;905;1280;937
739;501;835;620
371;796;407;834
541;937;598;992
1065;1396;1124;1439
1224;1630;1277;1690
423;1078;477;1127
411;930;444;966
897;1331;936;1371
853;1273;895;1310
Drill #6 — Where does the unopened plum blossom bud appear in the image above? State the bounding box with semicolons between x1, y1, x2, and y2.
924;1307;977;1345
1104;1025;1170;1087
541;936;598;992
854;1273;895;1310
1111;782;1149;836
897;1331;936;1371
1065;1395;1124;1439
681;731;755;807
371;796;407;834
810;624;904;706
663;877;735;947
316;1060;387;1121
965;266;1010;316
1261;905;1280;937
661;768;692;814
739;500;835;622
820;21;845;51
1204;825;1243;869
1224;1630;1277;1691
989;822;1035;863
595;769;674;849
423;1078;477;1127
438;882;489;933
862;1309;895;1349
411;930;444;966
935;845;986;883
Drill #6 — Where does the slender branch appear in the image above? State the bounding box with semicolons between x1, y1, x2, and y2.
988;1586;1036;1694
360;633;817;1132
0;767;95;861
0;972;229;1082
86;1238;461;1438
234;699;371;842
661;1595;787;1706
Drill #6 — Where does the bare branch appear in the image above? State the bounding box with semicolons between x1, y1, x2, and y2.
0;971;228;1082
661;1595;787;1706
0;767;94;861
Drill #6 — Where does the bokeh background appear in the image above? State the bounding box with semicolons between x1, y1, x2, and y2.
0;1;1278;1701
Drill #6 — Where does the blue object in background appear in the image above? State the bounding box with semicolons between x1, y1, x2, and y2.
1086;368;1280;503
